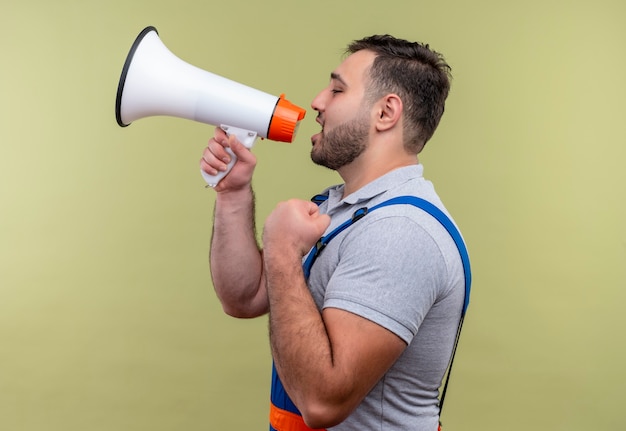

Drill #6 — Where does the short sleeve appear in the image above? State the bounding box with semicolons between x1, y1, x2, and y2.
322;215;449;344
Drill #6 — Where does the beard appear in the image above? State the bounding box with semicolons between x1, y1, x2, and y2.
311;113;370;171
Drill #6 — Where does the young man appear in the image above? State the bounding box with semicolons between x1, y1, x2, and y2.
201;35;467;431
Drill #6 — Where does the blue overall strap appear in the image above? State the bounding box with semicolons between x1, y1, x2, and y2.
302;206;368;280
303;195;471;314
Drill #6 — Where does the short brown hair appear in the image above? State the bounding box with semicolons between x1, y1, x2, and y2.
347;35;452;153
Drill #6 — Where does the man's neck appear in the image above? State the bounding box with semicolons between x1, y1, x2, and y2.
339;156;419;198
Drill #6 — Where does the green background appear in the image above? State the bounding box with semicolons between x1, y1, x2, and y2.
1;0;625;429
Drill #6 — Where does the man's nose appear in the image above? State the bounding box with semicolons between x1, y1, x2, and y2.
311;89;326;112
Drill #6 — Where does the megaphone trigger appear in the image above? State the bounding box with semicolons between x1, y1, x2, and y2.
219;125;258;149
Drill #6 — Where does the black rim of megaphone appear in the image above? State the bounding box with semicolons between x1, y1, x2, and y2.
115;26;158;127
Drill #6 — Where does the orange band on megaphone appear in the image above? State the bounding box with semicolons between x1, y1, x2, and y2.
268;95;306;143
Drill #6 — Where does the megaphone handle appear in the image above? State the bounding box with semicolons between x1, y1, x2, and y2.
201;125;258;187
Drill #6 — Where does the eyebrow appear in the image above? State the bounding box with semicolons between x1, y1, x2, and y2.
330;72;347;86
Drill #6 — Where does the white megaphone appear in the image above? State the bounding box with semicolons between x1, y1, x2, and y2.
115;26;306;187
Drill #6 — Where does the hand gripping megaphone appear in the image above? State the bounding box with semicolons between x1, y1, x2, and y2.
115;26;306;187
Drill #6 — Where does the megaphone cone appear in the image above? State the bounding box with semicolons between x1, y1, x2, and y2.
115;26;306;186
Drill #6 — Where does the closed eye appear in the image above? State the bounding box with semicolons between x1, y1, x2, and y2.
329;72;348;95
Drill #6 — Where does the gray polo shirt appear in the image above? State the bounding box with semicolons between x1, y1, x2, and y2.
306;164;465;431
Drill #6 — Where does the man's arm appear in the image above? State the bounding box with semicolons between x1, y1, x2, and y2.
203;128;269;318
262;199;407;429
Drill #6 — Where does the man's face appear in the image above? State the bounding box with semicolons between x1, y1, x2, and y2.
310;50;377;170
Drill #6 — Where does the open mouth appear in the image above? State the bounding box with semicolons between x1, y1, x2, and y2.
312;114;325;145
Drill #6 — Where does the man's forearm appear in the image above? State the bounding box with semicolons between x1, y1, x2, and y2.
265;251;351;429
210;186;267;317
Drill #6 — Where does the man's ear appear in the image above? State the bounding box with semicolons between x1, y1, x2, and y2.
374;94;403;132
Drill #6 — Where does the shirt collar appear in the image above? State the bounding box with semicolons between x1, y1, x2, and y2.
326;164;424;208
